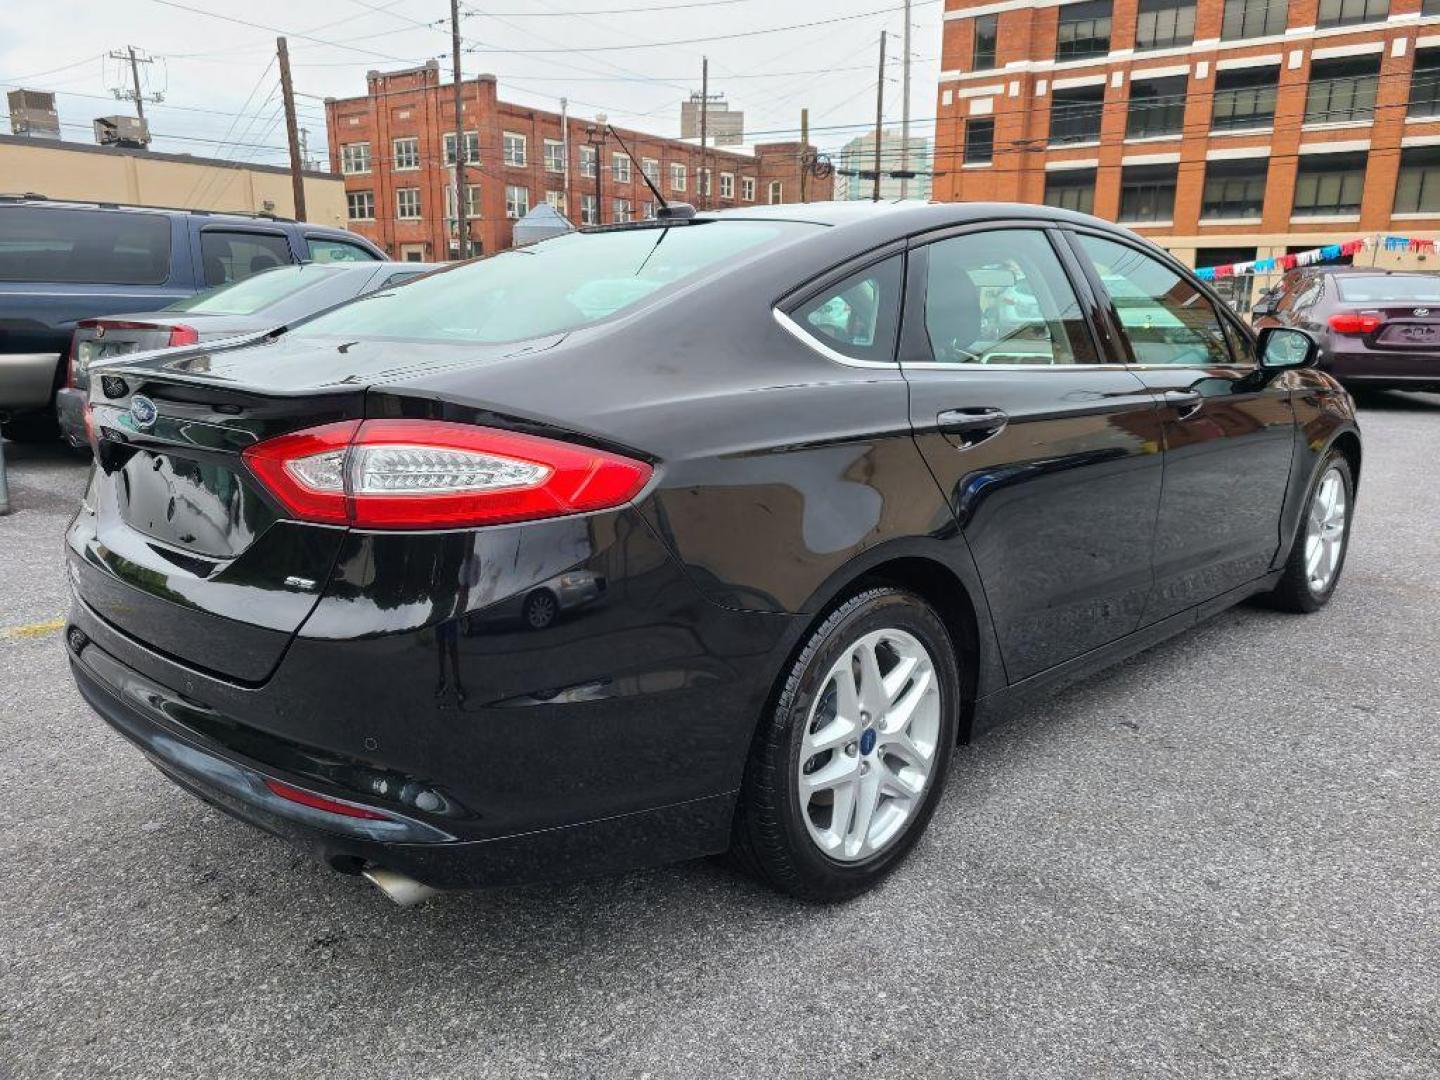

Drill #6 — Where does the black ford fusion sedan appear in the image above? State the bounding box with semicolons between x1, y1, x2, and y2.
66;202;1360;903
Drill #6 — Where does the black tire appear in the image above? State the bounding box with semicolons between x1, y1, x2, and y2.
522;589;558;630
1265;449;1354;613
730;587;961;902
1;410;60;443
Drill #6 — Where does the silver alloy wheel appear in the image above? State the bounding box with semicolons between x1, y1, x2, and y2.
1305;466;1348;594
797;627;942;862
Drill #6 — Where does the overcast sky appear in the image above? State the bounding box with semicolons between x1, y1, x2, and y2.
0;0;944;170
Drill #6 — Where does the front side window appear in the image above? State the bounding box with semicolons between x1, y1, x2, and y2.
544;139;565;173
1221;0;1287;39
1212;66;1279;131
1201;158;1268;219
1127;74;1188;139
1394;147;1440;214
1043;169;1097;214
1075;234;1234;366
505;185;529;219
921;230;1095;366
199;230;292;287
790;256;904;364
1049;84;1105;144
964;118;995;164
1317;0;1388;27
1305;56;1380;125
307;236;379;263
503;132;527;167
1056;0;1112;61
346;191;375;221
973;13;998;70
1118;163;1178;223
1135;0;1195;50
292;221;819;345
0;206;171;285
340;142;370;174
393;137;419;171
1293;152;1367;216
396;188;421;220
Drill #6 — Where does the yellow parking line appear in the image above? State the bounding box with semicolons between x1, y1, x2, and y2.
1;617;65;640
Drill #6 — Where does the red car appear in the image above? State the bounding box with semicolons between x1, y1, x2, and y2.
1253;267;1440;392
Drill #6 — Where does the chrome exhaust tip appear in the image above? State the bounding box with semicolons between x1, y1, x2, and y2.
362;866;441;907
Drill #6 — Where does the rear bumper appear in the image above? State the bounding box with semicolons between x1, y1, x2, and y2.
0;351;62;411
1321;348;1440;389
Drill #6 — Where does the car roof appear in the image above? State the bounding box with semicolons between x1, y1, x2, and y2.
0;194;304;226
696;198;1112;234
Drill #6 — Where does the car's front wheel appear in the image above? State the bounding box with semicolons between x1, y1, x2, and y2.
731;588;960;901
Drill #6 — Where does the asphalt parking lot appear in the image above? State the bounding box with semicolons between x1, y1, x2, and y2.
3;391;1439;1080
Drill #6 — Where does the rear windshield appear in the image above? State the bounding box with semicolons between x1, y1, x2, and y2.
290;221;818;344
164;265;348;316
1335;275;1440;303
0;206;171;285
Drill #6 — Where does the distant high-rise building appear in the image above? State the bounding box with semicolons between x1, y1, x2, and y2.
681;93;744;146
834;130;932;201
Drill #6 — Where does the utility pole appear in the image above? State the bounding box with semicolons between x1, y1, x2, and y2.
588;121;606;224
698;57;709;210
799;108;809;203
560;97;570;220
107;45;161;142
276;38;307;221
450;0;468;259
873;31;887;203
900;0;912;199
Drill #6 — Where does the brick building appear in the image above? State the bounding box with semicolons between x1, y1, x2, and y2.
325;61;831;259
935;0;1440;298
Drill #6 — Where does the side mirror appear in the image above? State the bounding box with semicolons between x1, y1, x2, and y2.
1257;325;1317;370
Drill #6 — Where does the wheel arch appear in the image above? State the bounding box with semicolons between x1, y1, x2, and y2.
1329;429;1362;491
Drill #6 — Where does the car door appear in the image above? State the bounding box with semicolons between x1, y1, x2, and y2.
899;224;1166;683
1064;230;1296;623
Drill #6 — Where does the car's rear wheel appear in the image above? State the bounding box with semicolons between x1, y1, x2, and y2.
731;588;960;901
1266;449;1354;613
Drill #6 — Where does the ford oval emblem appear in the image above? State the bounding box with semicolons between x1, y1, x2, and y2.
1415;308;1430;317
129;395;158;430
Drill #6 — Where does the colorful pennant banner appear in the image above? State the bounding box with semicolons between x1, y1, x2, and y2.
1194;235;1437;281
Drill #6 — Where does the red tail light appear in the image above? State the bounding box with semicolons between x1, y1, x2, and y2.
242;419;653;530
67;332;80;387
167;324;200;347
1328;311;1383;334
264;778;393;821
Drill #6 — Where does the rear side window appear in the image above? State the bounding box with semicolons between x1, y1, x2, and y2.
1076;234;1234;366
921;229;1095;365
200;230;294;286
0;206;171;284
790;257;904;363
1335;275;1440;303
306;235;379;263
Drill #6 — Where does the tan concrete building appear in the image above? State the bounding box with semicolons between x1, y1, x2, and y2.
0;133;347;226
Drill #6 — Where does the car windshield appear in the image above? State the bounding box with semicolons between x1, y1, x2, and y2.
290;221;817;344
1335;275;1440;303
165;265;345;316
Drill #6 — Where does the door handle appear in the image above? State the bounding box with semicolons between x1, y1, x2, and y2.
1163;389;1204;421
936;407;1008;448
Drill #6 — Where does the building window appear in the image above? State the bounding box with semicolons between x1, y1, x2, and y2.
1410;49;1440;117
1221;0;1286;40
972;13;998;70
1212;65;1279;131
1049;84;1105;145
1292;152;1367;216
545;190;566;214
1056;1;1111;61
392;137;419;171
341;142;371;174
1043;169;1096;214
1316;0;1388;28
963;118;995;164
580;193;598;225
1305;56;1380;125
768;180;783;204
641;157;660;183
613;198;632;222
1427;0;1440;14
696;168;712;196
1135;0;1195;51
1396;146;1440;213
579;144;597;178
741;176;756;200
670;162;687;191
720;172;735;198
443;132;479;165
544;139;565;173
612;152;631;183
1126;74;1188;139
641;200;655;219
346;191;375;221
444;184;480;218
396;187;421;220
505;184;529;219
1118;163;1178;222
1201;158;1268;219
502;132;527;167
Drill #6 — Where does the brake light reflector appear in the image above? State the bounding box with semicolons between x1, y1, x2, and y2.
167;324;200;347
242;419;652;529
264;778;394;820
1328;311;1383;335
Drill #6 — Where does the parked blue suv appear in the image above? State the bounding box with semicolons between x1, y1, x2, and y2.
0;196;387;441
